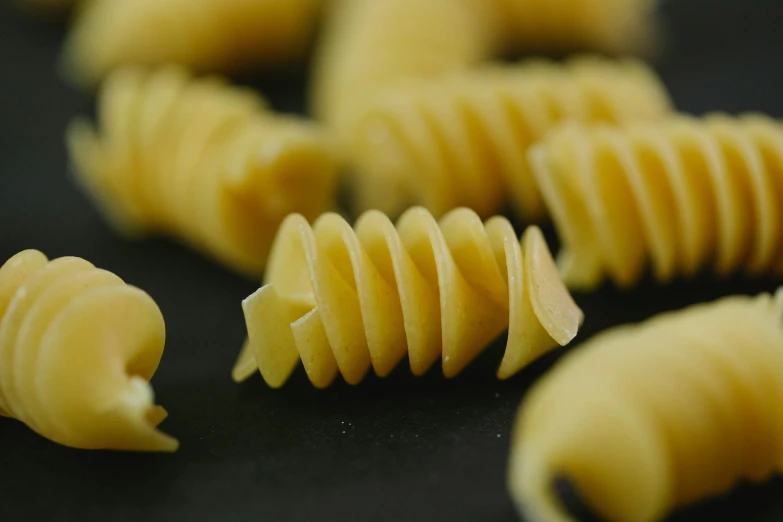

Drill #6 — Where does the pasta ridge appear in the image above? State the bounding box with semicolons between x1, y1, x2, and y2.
234;207;583;388
67;66;339;277
0;250;177;452
350;57;672;219
530;113;783;290
508;289;783;522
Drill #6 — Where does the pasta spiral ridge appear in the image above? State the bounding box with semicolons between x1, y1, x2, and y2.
67;66;339;277
62;0;326;87
530;114;783;290
351;57;672;219
508;289;783;522
233;207;583;389
311;0;498;150
0;250;177;452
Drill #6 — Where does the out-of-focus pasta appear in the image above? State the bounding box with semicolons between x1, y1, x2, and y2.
508;289;783;522
67;66;339;277
0;250;177;452
530;114;783;290
234;207;583;388
351;57;672;219
62;0;326;87
310;0;499;152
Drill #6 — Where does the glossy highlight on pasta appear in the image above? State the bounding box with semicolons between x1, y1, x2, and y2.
62;0;326;87
233;207;583;388
67;66;340;277
508;289;783;522
0;250;177;452
352;57;672;219
530;114;783;290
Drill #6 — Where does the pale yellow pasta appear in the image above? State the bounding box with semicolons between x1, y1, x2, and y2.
310;0;498;151
67;66;340;278
530;114;783;290
62;0;326;87
0;250;177;452
492;0;660;55
508;289;783;522
233;207;583;388
351;57;672;219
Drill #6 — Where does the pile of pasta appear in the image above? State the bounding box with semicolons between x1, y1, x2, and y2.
0;250;177;452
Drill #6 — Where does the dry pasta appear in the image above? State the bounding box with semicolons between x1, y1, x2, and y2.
508;289;783;522
310;0;498;151
492;0;660;55
62;0;326;87
351;57;672;219
530;114;783;290
67;66;340;278
233;207;583;388
0;250;177;452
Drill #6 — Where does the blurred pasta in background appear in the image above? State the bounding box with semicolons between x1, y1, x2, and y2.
62;0;327;87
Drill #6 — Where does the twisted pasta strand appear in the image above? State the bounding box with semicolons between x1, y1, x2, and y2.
234;207;583;388
530;114;783;290
311;0;498;151
62;0;326;87
0;250;177;452
509;289;783;522
351;57;672;219
67;66;339;277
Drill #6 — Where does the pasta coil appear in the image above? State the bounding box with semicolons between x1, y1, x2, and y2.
0;250;177;452
508;289;783;522
351;57;672;219
233;207;583;388
530;114;783;290
67;66;339;277
311;0;498;150
62;0;326;87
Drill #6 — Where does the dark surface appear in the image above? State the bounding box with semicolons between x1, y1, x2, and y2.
1;1;783;520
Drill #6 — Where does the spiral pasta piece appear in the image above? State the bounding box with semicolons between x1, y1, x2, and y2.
0;250;177;452
492;0;660;55
529;114;783;290
62;0;326;87
233;207;583;388
351;57;672;219
311;0;498;151
67;66;339;277
508;289;783;522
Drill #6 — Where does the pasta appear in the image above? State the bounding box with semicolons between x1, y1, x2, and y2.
492;0;660;55
67;66;340;277
0;250;177;452
310;0;499;152
529;114;783;290
351;57;673;219
508;289;783;522
62;0;326;87
234;206;583;388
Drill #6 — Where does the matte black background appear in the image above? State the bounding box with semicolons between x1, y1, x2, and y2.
1;1;783;520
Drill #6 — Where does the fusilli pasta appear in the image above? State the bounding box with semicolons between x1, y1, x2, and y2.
67;66;340;277
530;114;783;290
508;289;783;522
234;207;583;388
0;250;177;452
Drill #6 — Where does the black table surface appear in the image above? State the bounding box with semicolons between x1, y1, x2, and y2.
2;1;783;520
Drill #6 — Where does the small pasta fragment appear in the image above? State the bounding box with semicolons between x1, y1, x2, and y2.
234;207;583;388
67;66;340;277
62;0;326;87
351;57;672;219
492;0;660;55
310;0;499;152
0;250;177;452
508;289;783;522
530;114;783;290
